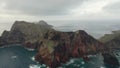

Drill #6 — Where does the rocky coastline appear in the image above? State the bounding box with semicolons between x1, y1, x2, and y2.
0;20;119;68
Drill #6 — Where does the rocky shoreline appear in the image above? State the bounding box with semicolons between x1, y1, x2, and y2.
0;20;119;68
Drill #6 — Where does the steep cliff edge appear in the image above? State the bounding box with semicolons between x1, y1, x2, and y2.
99;30;120;67
0;21;119;68
0;20;53;47
99;30;120;50
35;30;104;68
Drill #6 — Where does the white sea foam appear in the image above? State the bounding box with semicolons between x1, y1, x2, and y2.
11;56;17;59
0;44;21;48
29;64;41;68
30;57;49;68
24;48;35;51
81;66;84;68
66;59;74;65
29;64;49;68
87;55;97;58
100;66;105;68
31;56;39;63
31;56;35;61
73;64;80;67
42;64;46;67
81;61;85;64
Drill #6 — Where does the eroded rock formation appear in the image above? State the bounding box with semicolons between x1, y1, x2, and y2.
0;20;53;48
100;30;120;67
35;30;104;68
102;53;119;67
0;20;119;68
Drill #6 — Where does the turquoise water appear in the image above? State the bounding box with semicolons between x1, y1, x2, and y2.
0;46;38;68
0;45;119;68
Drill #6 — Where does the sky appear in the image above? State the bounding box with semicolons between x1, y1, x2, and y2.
0;0;120;38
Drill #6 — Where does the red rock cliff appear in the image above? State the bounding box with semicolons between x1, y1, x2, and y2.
35;30;104;68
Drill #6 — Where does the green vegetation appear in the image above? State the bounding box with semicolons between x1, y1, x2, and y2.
99;30;120;43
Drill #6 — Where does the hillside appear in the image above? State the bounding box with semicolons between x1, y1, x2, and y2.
0;20;53;47
99;30;120;50
35;30;104;67
100;30;120;43
0;21;118;68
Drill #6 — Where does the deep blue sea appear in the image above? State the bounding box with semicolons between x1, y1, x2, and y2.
0;45;120;68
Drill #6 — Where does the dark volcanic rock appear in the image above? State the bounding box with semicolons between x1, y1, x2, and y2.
0;20;53;48
35;30;104;68
104;37;120;50
99;30;120;50
99;30;120;43
0;29;25;45
102;53;119;67
100;30;120;67
0;20;108;68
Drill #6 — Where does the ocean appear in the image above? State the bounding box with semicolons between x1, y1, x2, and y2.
0;45;119;68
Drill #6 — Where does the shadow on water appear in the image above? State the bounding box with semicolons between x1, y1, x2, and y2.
104;64;120;68
0;46;120;68
0;46;38;68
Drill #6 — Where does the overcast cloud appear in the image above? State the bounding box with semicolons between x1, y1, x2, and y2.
0;0;84;16
0;0;120;38
0;0;120;21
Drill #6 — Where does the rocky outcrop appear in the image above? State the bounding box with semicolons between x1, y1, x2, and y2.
99;30;120;50
1;20;118;68
0;20;53;48
35;30;104;68
0;29;25;46
104;37;120;50
102;53;119;67
100;30;120;67
100;30;120;43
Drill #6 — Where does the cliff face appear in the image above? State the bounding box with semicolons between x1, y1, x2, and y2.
104;37;120;50
99;30;120;67
100;30;120;43
0;30;25;46
0;21;53;47
1;20;114;68
35;30;104;68
11;21;52;41
99;30;120;50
